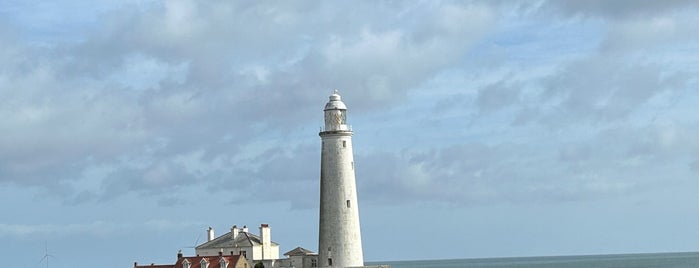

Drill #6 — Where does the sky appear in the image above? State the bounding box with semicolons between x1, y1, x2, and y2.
1;0;699;267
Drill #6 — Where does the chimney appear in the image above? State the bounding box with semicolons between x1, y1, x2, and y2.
242;225;248;233
231;225;239;240
177;250;183;259
207;227;215;241
260;224;271;260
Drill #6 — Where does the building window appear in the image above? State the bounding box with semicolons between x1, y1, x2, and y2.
183;259;191;268
240;250;247;258
311;259;317;267
201;259;209;268
328;258;332;266
342;141;346;148
346;200;350;208
351;161;354;170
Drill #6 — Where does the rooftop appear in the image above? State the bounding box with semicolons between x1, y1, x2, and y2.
196;229;279;249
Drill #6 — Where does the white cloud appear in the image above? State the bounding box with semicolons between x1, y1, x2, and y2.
1;0;698;211
0;219;200;237
545;0;698;18
3;1;699;265
0;1;502;205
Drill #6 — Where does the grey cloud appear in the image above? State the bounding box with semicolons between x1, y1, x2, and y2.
356;143;553;205
540;56;688;125
543;0;698;18
217;142;320;209
357;122;699;206
7;0;696;210
68;0;497;128
690;160;699;172
598;15;699;53
464;39;691;128
0;47;147;187
430;0;699;129
0;219;200;238
476;80;521;114
0;1;499;203
100;160;195;199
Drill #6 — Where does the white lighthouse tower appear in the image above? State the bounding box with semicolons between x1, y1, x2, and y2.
318;91;364;268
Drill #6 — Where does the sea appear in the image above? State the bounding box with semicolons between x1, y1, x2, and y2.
367;252;699;268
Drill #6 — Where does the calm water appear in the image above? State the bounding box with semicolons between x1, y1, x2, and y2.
367;252;699;268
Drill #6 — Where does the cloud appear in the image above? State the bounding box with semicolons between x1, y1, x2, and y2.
392;1;699;206
538;56;689;124
463;3;697;127
357;120;699;206
3;0;698;210
0;219;200;238
476;79;522;114
356;143;554;206
0;1;499;206
543;0;698;19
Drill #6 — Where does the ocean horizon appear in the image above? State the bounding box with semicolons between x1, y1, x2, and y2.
367;251;699;268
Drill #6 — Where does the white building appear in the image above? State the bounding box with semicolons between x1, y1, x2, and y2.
196;224;280;268
274;247;319;268
318;91;364;268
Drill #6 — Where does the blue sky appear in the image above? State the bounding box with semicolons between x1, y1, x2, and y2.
1;1;699;267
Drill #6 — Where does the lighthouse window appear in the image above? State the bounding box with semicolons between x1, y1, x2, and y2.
346;200;351;208
342;141;346;148
337;110;347;124
328;258;333;266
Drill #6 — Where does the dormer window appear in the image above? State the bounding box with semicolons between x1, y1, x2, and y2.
220;258;227;268
182;259;191;268
201;258;209;268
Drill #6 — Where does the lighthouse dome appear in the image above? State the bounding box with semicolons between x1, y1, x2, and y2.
324;91;347;110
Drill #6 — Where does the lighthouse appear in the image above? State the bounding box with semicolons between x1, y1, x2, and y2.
318;91;364;268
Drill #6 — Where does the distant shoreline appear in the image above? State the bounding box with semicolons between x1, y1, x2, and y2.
367;251;699;266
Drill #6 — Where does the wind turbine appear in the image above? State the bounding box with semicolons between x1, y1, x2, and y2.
38;242;55;268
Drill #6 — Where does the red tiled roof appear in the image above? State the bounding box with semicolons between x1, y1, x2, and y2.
136;254;244;268
175;255;243;268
